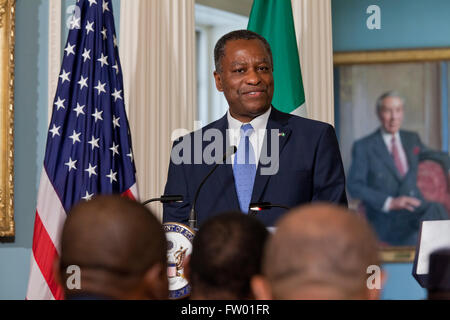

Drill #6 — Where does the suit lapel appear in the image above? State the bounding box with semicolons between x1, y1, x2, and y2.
251;108;292;203
373;130;402;180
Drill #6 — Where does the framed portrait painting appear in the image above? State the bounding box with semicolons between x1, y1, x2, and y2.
334;48;450;262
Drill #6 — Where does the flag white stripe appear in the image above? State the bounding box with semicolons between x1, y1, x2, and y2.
290;103;308;118
36;170;68;254
26;253;55;300
129;183;139;201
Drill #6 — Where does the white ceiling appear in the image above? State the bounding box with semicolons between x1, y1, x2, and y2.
195;0;253;17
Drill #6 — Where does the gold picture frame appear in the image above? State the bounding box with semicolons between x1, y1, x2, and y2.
334;48;450;65
334;48;450;263
0;0;15;238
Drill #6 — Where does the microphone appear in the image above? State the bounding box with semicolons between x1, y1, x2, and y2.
249;202;291;214
189;146;237;230
142;195;183;206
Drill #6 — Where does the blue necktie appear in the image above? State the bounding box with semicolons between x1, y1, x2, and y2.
233;124;257;213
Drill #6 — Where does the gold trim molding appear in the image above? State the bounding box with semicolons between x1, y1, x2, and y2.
380;247;416;263
0;0;15;238
334;48;450;65
0;0;7;29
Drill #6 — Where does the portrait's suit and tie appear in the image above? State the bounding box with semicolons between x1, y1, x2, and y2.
163;30;347;228
348;92;448;246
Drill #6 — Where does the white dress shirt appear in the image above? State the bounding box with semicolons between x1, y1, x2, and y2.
381;129;409;212
227;107;272;166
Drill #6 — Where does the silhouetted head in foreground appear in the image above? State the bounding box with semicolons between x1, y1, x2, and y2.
188;212;269;299
252;204;383;300
56;195;168;300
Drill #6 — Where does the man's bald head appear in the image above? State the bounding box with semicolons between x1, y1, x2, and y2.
59;196;168;299
261;204;380;300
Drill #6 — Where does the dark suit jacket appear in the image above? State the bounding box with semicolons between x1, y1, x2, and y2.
163;107;348;227
348;129;447;245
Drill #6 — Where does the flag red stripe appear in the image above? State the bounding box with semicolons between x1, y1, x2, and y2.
32;211;64;300
122;188;136;201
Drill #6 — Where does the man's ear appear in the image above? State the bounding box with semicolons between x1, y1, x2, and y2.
213;71;224;92
143;263;169;300
251;275;273;300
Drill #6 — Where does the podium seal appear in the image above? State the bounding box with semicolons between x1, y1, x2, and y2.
163;222;195;299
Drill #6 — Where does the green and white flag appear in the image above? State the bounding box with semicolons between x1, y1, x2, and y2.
248;0;307;117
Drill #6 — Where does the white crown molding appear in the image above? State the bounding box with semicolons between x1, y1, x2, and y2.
195;3;247;27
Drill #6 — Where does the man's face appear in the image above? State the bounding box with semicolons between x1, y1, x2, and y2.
378;96;404;134
214;39;274;123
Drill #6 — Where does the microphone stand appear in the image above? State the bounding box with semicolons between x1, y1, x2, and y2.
142;195;183;206
189;146;237;230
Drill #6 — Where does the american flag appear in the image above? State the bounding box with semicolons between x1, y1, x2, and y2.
26;0;138;300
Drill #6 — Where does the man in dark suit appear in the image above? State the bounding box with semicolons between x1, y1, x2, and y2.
163;30;347;228
348;91;448;246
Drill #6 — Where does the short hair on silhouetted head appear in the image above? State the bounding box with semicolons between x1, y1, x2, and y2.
59;195;167;299
214;29;273;73
190;212;269;299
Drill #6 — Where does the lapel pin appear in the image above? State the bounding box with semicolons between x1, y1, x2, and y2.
279;132;286;137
